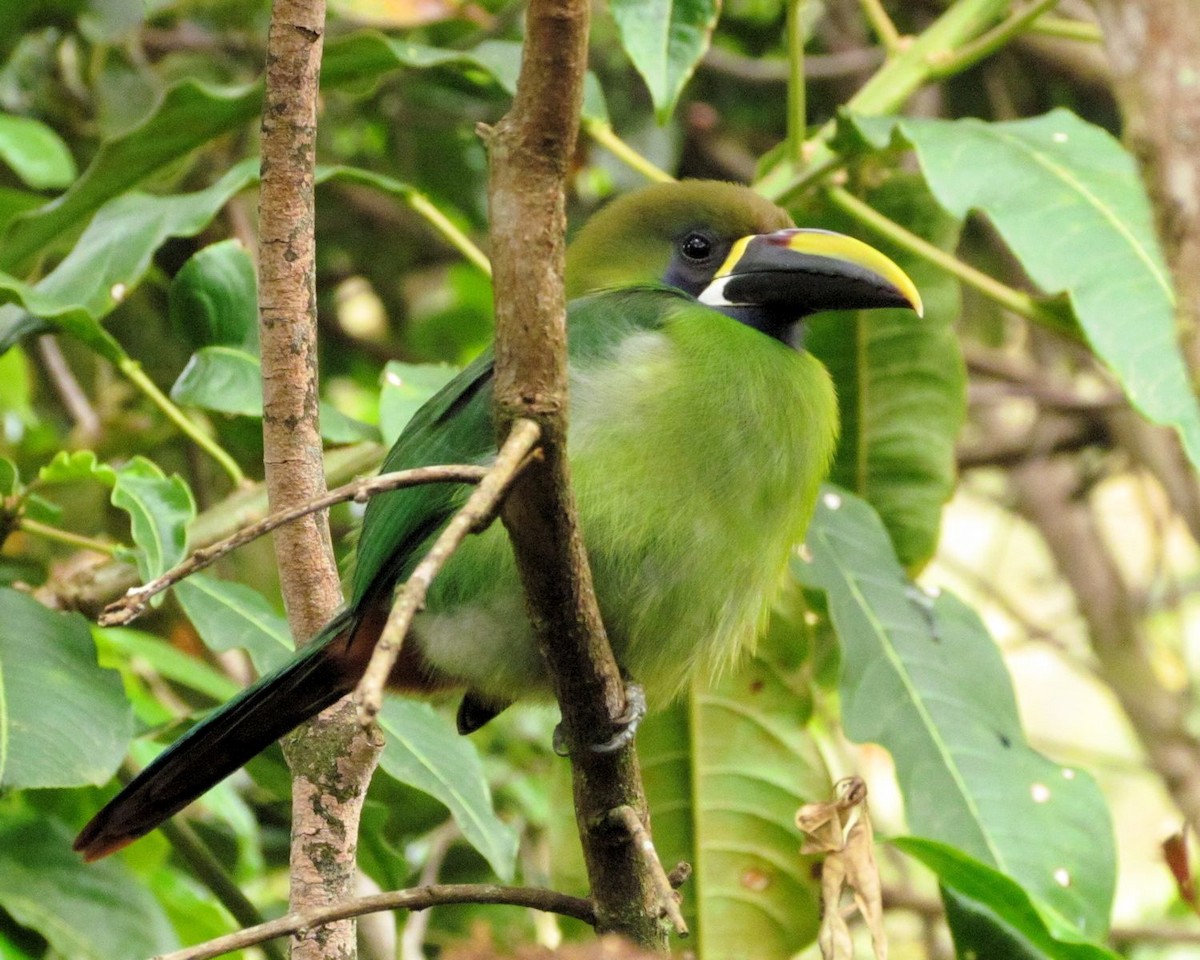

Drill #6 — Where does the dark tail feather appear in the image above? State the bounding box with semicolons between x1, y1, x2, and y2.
74;610;363;861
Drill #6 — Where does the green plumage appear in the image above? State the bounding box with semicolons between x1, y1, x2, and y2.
75;179;918;860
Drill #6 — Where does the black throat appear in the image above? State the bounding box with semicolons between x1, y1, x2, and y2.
715;304;806;349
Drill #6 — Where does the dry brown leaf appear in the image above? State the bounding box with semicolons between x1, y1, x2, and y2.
796;777;888;960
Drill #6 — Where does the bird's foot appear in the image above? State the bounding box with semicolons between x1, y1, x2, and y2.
552;681;647;756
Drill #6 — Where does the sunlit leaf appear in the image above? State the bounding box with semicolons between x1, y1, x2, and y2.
610;0;720;122
376;699;519;880
842;109;1200;471
796;488;1115;937
0;114;76;190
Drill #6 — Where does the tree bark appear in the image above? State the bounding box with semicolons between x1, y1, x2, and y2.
485;0;670;948
258;1;381;956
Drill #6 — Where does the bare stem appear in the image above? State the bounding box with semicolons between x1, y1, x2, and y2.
857;0;903;53
117;358;244;487
825;186;1069;331
581;118;674;183
355;420;542;722
100;464;489;626
18;518;121;556
152;884;596;960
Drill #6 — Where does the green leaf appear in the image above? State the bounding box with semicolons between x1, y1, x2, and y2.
0;159;259;361
0;457;17;496
174;574;294;675
0;82;260;272
376;700;518;879
795;488;1116;937
38;452;196;583
171;345;379;442
805;175;965;569
322;34;609;121
846;109;1200;471
171;345;264;417
0;114;76;190
0;817;177;959
379;362;459;445
111;458;196;582
169;239;259;351
638;624;829;956
95;625;242;703
609;0;720;122
894;838;1121;959
0;588;132;788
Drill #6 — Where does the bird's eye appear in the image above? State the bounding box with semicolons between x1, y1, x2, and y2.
680;232;713;262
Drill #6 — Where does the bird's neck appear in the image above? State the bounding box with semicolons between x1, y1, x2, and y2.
716;304;805;349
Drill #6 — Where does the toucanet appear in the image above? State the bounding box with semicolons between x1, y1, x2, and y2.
75;180;921;861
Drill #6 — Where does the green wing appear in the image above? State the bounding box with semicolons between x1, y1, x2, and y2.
349;285;682;610
350;349;497;607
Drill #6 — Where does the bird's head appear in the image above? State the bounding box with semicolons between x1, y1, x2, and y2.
565;180;922;343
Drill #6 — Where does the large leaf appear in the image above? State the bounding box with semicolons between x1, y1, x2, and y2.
609;0;720;122
171;344;379;443
175;574;294;675
804;175;965;569
844;109;1200;471
0;159;259;361
795;488;1115;937
0;82;260;273
0;114;76;190
0;817;178;959
896;839;1121;959
376;699;518;880
168;239;260;351
0;588;132;789
638;623;829;958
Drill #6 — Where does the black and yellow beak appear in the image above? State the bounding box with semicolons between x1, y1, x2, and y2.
699;228;923;318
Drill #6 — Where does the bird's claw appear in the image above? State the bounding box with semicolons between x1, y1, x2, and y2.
552;681;647;756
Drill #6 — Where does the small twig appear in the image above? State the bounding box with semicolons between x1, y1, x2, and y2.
100;463;488;626
116;357;245;488
785;0;808;166
608;805;689;937
36;334;101;441
929;0;1060;78
701;45;885;83
581;118;674;184
355;419;542;723
400;822;460;960
152;883;596;960
18;518;122;556
858;0;904;54
825;186;1069;331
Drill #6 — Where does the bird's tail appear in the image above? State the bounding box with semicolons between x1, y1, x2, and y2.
74;609;365;861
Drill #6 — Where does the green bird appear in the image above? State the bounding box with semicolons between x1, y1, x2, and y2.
74;180;920;861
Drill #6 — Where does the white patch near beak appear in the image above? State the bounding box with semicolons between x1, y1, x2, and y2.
698;275;738;308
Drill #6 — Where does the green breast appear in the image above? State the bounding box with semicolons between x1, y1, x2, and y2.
567;299;838;703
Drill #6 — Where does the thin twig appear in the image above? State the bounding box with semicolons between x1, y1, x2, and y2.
355;419;542;723
152;883;596;960
18;518;121;556
608;805;689;937
100;464;488;626
928;0;1060;78
36;334;101;441
701;45;885;82
825;186;1070;331
117;357;245;487
581;118;674;184
400;822;460;960
858;0;904;53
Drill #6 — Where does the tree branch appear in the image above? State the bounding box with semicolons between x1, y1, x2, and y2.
485;0;672;947
151;884;596;960
257;1;380;956
99;464;488;626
